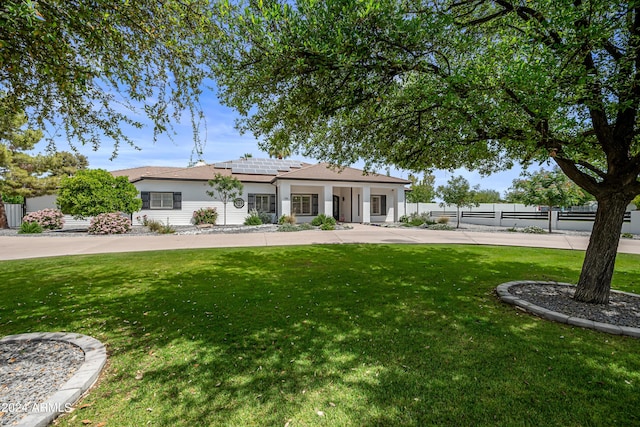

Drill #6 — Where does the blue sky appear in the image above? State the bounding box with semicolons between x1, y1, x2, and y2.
35;87;532;196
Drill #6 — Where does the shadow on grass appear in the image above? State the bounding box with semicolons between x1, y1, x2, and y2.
1;244;639;425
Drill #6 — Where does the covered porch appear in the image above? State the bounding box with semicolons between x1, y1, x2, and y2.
275;181;405;223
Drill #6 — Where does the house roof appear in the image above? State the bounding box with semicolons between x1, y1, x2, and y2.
110;166;184;182
275;163;410;184
111;158;410;185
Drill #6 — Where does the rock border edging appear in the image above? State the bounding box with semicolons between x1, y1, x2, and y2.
496;281;640;338
0;332;107;427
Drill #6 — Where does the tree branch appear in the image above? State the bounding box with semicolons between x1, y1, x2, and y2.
576;160;607;179
504;88;537;120
460;9;510;26
471;1;562;46
552;156;602;196
603;40;624;62
613;6;640;146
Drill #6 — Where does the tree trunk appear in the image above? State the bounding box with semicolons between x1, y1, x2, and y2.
0;194;9;229
223;202;227;226
547;205;552;233
456;206;460;228
573;193;630;304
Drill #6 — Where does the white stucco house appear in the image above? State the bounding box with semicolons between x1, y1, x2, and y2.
27;158;410;226
114;158;410;225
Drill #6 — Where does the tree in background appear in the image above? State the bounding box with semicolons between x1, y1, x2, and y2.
472;188;503;204
436;176;479;228
56;169;141;219
213;1;640;303
406;173;436;203
0;109;87;228
207;174;244;225
1;0;216;155
506;169;593;233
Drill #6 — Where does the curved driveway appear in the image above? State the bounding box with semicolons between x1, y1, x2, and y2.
2;224;640;261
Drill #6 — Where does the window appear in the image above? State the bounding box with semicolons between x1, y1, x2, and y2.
292;194;312;215
248;194;275;213
291;194;318;216
141;192;181;210
151;193;174;209
255;195;270;212
371;195;386;216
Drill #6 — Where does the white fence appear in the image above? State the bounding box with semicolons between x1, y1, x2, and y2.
404;202;640;234
404;202;538;217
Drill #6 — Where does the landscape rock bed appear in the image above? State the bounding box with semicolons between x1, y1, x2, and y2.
507;283;640;329
0;339;84;426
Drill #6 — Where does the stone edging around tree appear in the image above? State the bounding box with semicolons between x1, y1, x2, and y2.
496;281;640;338
0;332;107;427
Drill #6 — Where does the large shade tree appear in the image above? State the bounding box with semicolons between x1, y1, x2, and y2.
1;0;217;154
213;0;640;304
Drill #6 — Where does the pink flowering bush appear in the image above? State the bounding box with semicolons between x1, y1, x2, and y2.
192;207;218;225
22;209;65;230
88;213;132;235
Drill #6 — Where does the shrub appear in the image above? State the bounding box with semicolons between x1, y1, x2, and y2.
277;223;315;232
244;209;263;226
22;209;64;230
427;223;454;231
277;224;299;232
19;221;43;234
622;232;634;239
159;218;176;234
278;214;296;225
146;219;164;233
320;222;335;231
522;226;546;234
258;211;273;224
192;207;218;225
436;216;450;224
143;218;175;233
311;214;336;227
407;212;433;227
409;217;424;226
89;213;132;235
399;214;410;223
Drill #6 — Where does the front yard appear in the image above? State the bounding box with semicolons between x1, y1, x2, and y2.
1;244;639;426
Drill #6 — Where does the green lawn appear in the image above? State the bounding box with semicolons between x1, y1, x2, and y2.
1;244;639;426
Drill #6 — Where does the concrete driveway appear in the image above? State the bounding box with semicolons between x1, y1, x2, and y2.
1;224;640;261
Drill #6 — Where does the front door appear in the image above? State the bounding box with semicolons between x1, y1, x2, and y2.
332;195;340;221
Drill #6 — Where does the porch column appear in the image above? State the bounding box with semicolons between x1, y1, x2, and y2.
362;186;371;223
324;184;333;217
396;188;406;221
279;182;291;217
388;192;395;222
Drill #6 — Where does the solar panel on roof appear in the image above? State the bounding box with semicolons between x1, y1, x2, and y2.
214;162;233;168
213;158;304;175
